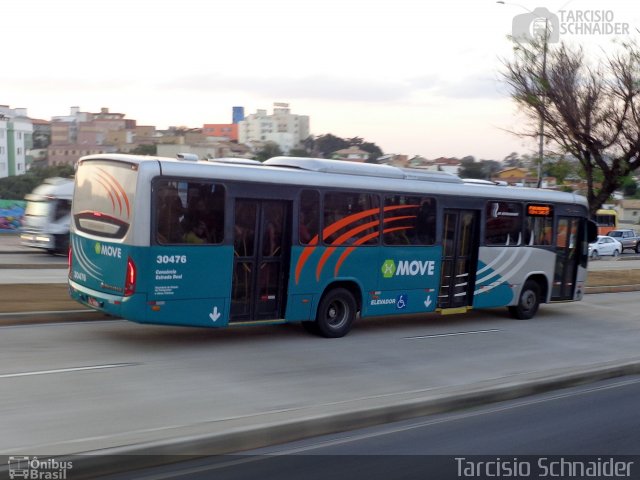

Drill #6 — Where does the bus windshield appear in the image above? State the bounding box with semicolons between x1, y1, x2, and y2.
24;201;50;217
73;160;138;239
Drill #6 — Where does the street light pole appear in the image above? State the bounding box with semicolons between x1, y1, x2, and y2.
537;17;548;188
498;1;548;188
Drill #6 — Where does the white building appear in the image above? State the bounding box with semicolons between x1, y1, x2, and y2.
0;106;33;178
0;115;7;178
238;103;309;154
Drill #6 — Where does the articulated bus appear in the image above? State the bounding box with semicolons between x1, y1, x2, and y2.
68;155;597;338
594;208;618;236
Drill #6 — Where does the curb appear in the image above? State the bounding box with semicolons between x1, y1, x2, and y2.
0;264;66;269
0;310;113;326
584;284;640;294
52;359;640;479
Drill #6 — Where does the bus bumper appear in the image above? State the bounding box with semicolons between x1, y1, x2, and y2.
68;279;146;319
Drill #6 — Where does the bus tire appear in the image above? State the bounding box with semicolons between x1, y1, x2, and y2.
508;280;540;320
314;288;356;338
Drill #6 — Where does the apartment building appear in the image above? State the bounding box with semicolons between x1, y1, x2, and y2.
48;107;133;165
0;106;33;178
238;103;309;154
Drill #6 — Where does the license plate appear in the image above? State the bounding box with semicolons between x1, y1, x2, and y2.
88;297;102;308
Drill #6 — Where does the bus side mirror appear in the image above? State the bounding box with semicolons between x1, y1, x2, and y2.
586;220;598;243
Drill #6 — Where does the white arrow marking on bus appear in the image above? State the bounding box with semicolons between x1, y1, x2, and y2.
209;306;221;323
424;296;432;308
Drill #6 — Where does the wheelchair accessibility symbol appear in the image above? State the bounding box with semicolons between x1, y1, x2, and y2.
396;294;408;310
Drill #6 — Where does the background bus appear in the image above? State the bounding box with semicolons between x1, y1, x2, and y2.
594;208;617;235
20;177;73;254
68;155;596;338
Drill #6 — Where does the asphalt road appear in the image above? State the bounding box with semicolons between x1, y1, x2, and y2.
1;291;640;460
251;376;640;455
100;377;640;480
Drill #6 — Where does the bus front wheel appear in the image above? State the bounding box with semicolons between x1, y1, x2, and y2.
508;280;540;320
313;288;356;338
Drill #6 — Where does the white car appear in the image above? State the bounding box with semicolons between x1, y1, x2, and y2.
588;235;622;259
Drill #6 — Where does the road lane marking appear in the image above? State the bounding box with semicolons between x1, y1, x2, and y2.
0;363;137;378
404;329;500;339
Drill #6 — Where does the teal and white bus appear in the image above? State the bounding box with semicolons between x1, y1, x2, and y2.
68;154;597;337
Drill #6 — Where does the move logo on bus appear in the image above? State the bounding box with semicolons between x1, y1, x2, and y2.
94;242;122;258
381;259;435;278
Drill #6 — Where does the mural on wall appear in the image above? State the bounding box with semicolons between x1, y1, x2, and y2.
0;200;25;231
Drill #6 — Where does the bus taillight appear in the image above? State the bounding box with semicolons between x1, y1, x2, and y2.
68;246;73;277
125;256;137;296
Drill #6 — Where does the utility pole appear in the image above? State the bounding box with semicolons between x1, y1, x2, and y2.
537;18;548;188
498;1;549;188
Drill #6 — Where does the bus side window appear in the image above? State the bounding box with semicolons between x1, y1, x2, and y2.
299;190;319;245
485;202;523;246
208;185;226;243
157;187;184;244
416;199;436;245
178;183;226;245
234;202;256;256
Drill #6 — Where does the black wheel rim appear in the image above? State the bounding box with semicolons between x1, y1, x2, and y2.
521;289;537;314
325;299;349;330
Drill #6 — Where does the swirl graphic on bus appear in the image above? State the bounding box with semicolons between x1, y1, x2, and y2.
92;167;131;219
294;204;419;284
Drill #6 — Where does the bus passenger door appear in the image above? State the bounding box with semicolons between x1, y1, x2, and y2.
551;216;579;300
231;199;291;322
438;209;479;312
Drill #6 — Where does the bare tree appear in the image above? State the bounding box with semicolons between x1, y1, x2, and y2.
503;37;640;216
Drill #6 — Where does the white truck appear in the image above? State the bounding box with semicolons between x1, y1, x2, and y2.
20;177;74;254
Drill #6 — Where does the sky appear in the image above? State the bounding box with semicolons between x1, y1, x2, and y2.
3;0;639;160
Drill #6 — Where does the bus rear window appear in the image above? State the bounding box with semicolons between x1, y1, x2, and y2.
73;160;138;239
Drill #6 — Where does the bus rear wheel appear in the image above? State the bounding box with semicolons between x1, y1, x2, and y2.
508;280;540;320
313;288;356;338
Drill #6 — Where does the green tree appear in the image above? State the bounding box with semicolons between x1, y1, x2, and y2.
358;141;384;163
503;37;640;216
544;156;575;185
314;134;349;158
458;157;485;179
503;152;522;167
255;142;283;162
129;144;157;156
305;134;385;161
481;159;502;178
288;148;309;157
621;175;638;197
0;165;75;200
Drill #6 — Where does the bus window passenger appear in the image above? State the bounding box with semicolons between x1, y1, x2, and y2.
157;192;184;243
183;219;209;244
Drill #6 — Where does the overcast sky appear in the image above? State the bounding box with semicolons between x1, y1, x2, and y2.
3;0;638;160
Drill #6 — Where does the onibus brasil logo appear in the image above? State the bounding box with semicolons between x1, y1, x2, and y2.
8;456;73;479
381;259;436;278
